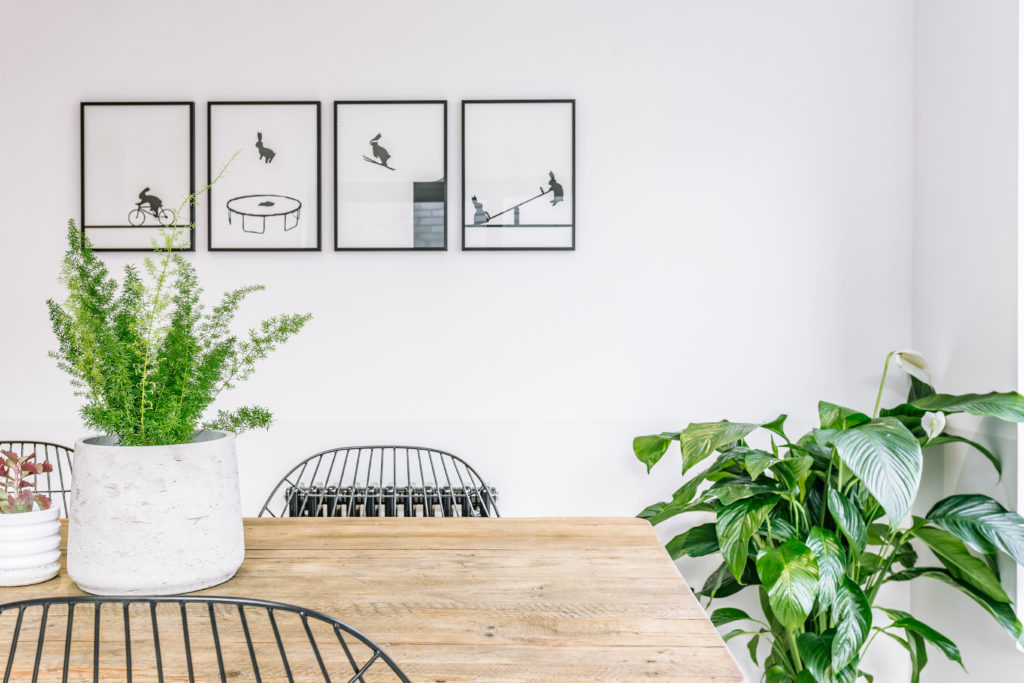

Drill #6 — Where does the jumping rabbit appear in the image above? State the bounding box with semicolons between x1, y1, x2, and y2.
255;132;275;163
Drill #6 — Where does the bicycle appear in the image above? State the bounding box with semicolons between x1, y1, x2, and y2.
128;201;174;227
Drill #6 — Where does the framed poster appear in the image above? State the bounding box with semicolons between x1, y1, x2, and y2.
207;101;321;251
80;102;195;251
462;100;575;251
335;101;447;250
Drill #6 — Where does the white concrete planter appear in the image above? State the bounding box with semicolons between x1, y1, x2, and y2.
68;430;244;596
0;506;61;586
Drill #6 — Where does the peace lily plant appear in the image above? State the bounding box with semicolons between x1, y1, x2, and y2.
635;351;1024;683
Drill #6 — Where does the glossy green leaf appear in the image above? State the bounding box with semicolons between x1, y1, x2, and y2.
805;488;824;528
835;663;860;683
879;630;923;683
763;516;799;542
744;450;778;479
880;402;927;421
667;475;705;509
866;523;891;546
802;429;842;452
831;578;871;672
927;494;1024;566
755;539;819;630
717;494;779;579
908;375;936;402
764;665;790;683
704;450;744;476
762;414;789;440
888;568;1023;642
747;633;760;666
648;500;716;526
698;560;759;599
879;608;963;668
914;526;1009;602
907;629;928;683
828;488;867;553
806;527;845;610
772;456;813;493
797;631;833;683
710;607;754;628
819;401;871;430
925;433;1001;478
910;392;1024;422
639;474;714;525
634;433;677;472
666;523;719;560
637;502;665;521
857;552;884;576
721;628;747;642
678;421;760;475
832;418;922;526
708;476;783;506
894;542;918;569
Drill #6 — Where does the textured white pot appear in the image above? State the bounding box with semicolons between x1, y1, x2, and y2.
68;430;244;596
0;506;61;586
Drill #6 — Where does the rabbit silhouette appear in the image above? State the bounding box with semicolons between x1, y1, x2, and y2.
255;132;275;163
369;133;390;166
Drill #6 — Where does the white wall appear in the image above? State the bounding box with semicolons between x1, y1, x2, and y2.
911;0;1022;680
0;2;916;680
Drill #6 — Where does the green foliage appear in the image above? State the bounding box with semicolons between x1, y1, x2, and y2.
48;180;310;446
831;418;921;527
756;539;819;631
203;406;274;434
635;351;1024;681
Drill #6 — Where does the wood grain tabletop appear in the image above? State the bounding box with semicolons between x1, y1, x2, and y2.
0;517;742;682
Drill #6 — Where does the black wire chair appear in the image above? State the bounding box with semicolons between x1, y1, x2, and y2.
259;445;500;518
0;596;409;683
0;441;73;517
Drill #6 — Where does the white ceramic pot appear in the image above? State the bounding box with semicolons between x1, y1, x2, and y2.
68;430;244;596
0;506;61;586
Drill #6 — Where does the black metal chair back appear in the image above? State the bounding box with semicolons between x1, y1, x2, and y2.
0;441;73;517
0;595;409;683
259;445;499;518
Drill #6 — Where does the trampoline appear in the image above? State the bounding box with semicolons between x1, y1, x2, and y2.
227;194;302;234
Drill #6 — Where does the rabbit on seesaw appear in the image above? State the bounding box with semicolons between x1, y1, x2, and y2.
255;132;275;163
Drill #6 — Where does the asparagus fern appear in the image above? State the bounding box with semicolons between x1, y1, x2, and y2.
47;173;311;446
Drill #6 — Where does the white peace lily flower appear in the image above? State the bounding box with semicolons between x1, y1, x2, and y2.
894;350;931;384
921;411;946;442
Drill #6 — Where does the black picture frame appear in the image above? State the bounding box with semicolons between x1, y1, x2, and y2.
207;101;322;252
461;99;575;251
334;100;448;251
80;102;196;252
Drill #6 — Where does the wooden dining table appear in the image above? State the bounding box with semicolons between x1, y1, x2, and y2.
0;517;742;682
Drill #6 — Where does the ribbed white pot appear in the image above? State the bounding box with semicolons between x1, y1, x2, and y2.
68;430;244;596
0;506;61;587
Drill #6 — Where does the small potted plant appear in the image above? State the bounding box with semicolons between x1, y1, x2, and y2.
48;173;311;595
0;450;60;587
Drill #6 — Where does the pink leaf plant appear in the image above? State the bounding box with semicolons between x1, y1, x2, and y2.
0;450;53;513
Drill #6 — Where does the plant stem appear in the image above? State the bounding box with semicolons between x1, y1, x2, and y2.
137;205;188;444
134;154;237;444
786;629;803;673
873;351;896;418
866;531;908;605
862;627;886;659
820;456;835;527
